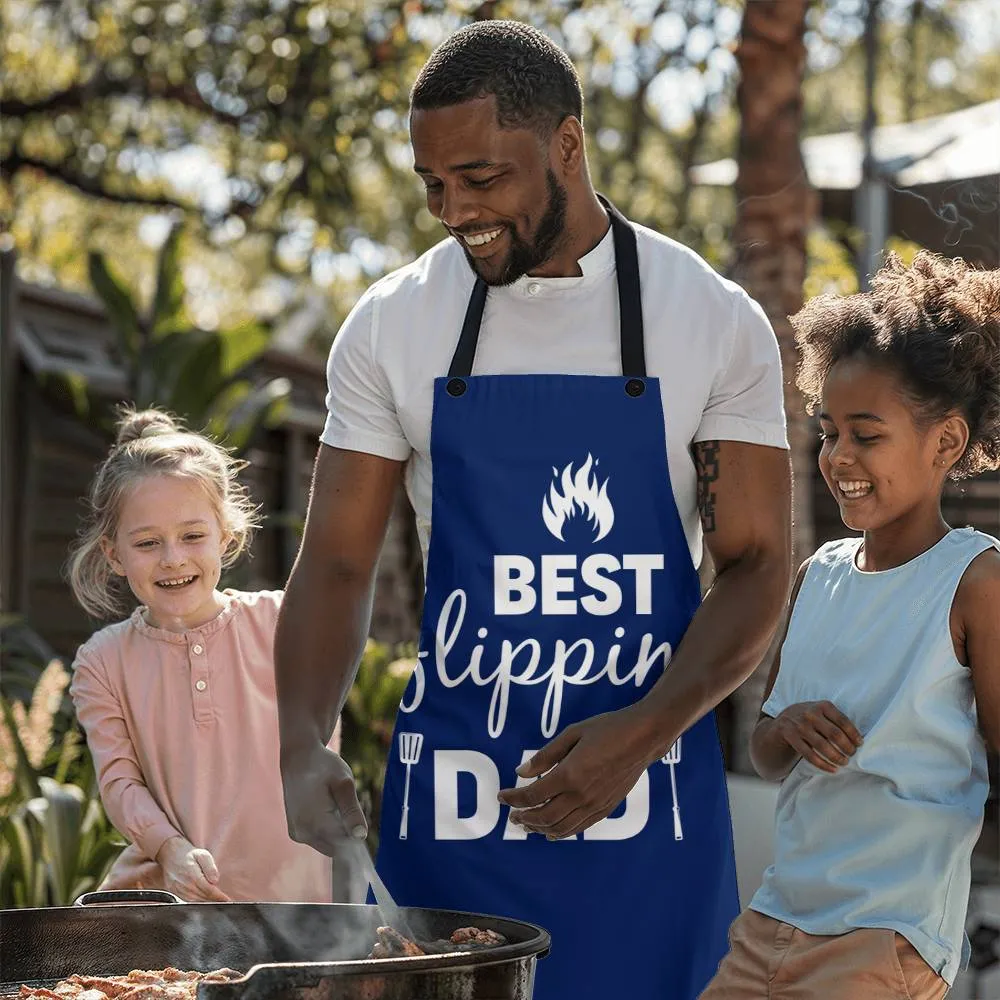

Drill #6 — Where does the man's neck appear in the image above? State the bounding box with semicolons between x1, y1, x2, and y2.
528;190;610;279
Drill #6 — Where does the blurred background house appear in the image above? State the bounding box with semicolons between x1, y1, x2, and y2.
0;257;421;657
693;97;1000;271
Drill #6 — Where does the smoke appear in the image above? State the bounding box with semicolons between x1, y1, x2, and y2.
889;176;998;260
170;901;389;971
169;902;501;999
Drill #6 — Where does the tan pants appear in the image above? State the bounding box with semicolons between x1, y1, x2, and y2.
699;909;950;1000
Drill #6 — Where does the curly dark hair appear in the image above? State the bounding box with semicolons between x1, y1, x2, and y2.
792;251;1000;480
410;20;583;137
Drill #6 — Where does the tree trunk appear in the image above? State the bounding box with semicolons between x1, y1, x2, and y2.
726;0;816;775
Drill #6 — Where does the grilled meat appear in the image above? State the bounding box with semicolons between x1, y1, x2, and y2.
16;923;507;996
449;927;506;948
368;925;508;958
18;969;242;1000
369;926;427;959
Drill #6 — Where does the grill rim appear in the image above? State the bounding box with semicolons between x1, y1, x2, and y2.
0;900;551;996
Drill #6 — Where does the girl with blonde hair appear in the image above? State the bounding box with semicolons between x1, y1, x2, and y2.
69;406;338;902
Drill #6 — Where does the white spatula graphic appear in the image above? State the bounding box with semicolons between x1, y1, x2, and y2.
398;732;424;840
661;738;683;841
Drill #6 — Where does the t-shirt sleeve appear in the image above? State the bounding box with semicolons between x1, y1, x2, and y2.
320;292;412;461
694;290;789;449
760;691;784;720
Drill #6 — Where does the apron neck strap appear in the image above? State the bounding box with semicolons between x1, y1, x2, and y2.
447;194;646;379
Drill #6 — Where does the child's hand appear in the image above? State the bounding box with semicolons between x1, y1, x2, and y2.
156;836;231;902
775;701;863;774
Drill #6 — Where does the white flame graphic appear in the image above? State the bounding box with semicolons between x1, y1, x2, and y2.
542;453;614;543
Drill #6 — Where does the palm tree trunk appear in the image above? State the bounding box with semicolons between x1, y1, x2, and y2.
727;0;816;775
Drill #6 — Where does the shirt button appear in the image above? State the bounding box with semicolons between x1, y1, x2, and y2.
527;282;541;295
195;680;207;692
192;644;203;655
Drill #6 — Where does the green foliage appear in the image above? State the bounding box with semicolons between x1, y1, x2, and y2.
3;0;996;340
805;224;861;300
84;219;289;452
803;225;928;301
4;0;992;334
1;0;751;330
87;249;144;361
0;660;125;909
151;222;187;338
339;639;416;855
1;768;124;909
802;0;987;134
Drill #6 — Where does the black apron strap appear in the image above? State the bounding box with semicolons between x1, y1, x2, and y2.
446;195;646;380
448;276;488;379
599;195;647;379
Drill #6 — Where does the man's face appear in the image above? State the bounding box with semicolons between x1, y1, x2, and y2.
410;96;569;286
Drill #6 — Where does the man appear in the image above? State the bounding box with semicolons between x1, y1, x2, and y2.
277;20;791;1000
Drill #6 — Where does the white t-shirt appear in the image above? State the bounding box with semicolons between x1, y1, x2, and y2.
321;223;788;569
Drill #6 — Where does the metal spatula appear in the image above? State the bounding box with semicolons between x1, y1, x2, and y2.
337;834;417;940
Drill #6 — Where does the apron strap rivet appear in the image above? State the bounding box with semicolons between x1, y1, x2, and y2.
446;378;467;397
625;378;645;397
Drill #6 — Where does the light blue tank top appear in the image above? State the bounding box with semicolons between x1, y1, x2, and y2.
751;527;997;985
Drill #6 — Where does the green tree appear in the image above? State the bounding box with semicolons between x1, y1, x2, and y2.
3;0;993;334
802;0;992;133
85;218;289;452
1;0;760;325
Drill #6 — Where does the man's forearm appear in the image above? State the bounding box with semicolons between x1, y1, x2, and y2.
275;557;376;759
631;549;789;764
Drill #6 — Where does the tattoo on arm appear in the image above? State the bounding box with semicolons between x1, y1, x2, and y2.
694;440;721;533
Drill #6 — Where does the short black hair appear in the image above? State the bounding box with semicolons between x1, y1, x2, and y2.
793;251;1000;479
410;20;583;137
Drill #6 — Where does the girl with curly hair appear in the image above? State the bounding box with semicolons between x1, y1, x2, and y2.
701;252;1000;1000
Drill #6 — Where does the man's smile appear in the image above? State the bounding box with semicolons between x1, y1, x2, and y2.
460;227;504;247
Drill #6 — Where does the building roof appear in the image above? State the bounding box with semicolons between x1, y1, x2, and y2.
11;278;329;432
691;99;1000;190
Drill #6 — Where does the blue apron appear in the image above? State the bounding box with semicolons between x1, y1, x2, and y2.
376;200;738;1000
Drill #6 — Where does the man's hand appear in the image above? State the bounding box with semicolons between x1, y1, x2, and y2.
281;743;368;857
774;700;863;774
155;836;230;902
275;445;401;892
497;706;654;839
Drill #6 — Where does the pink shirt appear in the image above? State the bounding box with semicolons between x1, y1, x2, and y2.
70;589;336;903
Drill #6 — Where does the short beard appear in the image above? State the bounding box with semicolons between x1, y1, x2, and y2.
464;169;568;287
